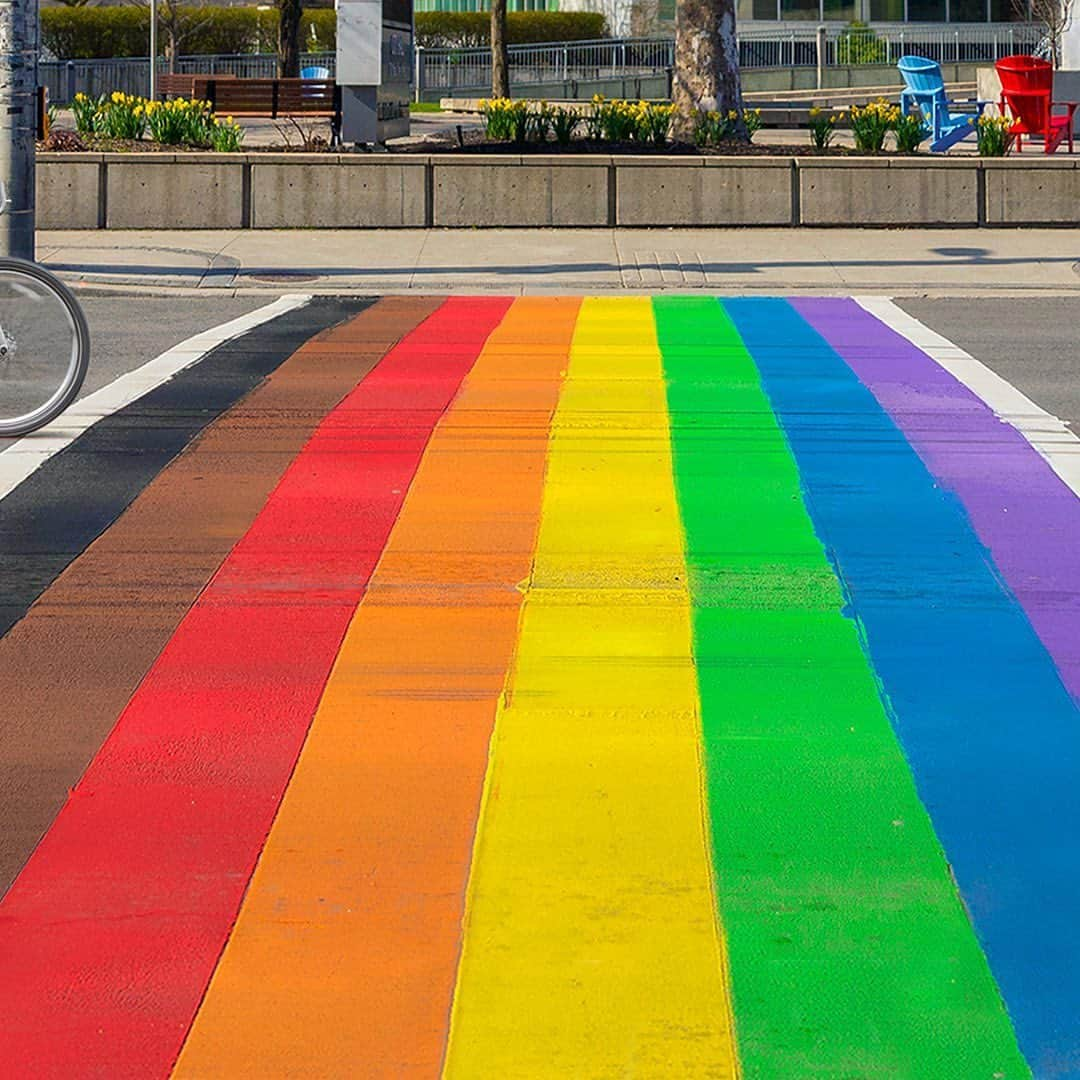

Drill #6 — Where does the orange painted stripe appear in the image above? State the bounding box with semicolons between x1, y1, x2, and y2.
172;297;580;1078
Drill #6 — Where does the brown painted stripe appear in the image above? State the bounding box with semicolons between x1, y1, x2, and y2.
0;296;442;898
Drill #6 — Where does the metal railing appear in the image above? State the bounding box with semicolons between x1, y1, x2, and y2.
417;37;667;94
40;23;1045;105
416;37;671;94
417;23;1044;94
40;52;336;103
740;22;1045;67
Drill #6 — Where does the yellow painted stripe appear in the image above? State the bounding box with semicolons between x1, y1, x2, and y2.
171;297;579;1077
444;297;738;1078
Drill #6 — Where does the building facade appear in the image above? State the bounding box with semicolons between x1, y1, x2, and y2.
414;0;1035;31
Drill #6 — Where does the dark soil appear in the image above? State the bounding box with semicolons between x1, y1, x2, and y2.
37;125;913;158
37;130;334;154
392;127;892;157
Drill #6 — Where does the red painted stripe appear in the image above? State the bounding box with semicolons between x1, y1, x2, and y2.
0;297;513;1079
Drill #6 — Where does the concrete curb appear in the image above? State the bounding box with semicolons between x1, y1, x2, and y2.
54;279;1080;299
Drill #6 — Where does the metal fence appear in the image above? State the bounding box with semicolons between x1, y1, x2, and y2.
40;52;336;103
41;23;1045;104
741;22;1045;68
417;23;1044;94
416;37;671;95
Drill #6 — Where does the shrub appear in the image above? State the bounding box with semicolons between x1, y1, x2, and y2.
849;98;899;152
302;10;336;51
179;7;278;55
43;7;147;60
415;11;606;48
41;6;330;59
836;21;887;66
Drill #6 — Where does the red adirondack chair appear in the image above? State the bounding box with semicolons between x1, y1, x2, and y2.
996;55;1077;154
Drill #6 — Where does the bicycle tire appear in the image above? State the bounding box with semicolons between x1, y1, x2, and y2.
0;258;90;438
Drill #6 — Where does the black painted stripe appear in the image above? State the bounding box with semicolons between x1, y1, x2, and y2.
0;296;374;638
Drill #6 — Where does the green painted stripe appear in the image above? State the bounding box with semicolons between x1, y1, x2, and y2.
654;297;1028;1079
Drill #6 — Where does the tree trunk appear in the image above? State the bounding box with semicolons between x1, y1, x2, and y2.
672;0;745;142
278;0;302;79
491;0;509;99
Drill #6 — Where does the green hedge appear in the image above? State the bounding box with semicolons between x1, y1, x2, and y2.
415;12;607;47
41;8;603;59
41;7;336;59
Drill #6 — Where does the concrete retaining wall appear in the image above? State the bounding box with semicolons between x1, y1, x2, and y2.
36;152;1080;229
616;157;793;226
798;158;980;226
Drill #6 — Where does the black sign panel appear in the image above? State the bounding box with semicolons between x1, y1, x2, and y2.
382;0;411;29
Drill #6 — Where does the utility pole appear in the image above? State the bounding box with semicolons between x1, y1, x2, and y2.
0;0;37;259
149;0;157;102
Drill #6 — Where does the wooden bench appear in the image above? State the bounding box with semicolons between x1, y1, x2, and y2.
158;76;342;143
156;73;236;101
210;78;341;141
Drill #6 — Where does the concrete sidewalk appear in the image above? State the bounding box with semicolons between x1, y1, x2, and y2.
37;227;1080;296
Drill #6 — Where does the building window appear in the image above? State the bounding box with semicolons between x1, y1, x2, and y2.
991;0;1029;17
951;0;989;18
781;0;821;19
824;0;856;21
869;0;904;17
906;0;946;18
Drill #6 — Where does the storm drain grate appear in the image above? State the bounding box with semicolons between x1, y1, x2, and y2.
246;272;322;284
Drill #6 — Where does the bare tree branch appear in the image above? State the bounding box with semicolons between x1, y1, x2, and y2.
1014;0;1071;67
125;0;221;74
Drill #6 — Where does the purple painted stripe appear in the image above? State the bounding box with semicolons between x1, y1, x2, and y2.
793;297;1080;706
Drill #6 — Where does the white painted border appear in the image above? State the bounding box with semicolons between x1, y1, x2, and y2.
856;296;1080;499
0;293;312;503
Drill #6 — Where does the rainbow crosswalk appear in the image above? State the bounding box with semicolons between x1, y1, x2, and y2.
0;296;1078;1078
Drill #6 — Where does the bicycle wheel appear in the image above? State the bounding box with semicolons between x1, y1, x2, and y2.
0;258;90;438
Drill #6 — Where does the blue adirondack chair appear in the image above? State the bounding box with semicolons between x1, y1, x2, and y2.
300;66;331;80
898;55;986;152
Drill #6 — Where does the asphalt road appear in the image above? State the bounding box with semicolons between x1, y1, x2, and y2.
1;292;1075;1075
75;295;266;400
899;297;1080;429
68;294;1080;430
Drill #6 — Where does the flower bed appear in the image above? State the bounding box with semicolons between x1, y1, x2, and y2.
37;93;1022;159
68;91;244;152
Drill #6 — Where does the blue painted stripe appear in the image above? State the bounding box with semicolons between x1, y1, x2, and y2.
723;297;1080;1077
